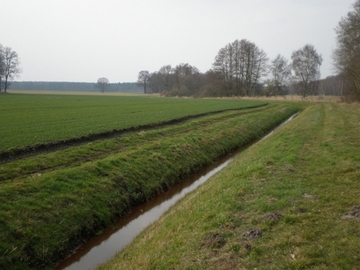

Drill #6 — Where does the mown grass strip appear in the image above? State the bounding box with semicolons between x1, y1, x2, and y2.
98;103;360;270
0;103;300;269
0;94;265;152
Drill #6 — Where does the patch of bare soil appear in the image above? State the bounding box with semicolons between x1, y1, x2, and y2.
341;206;360;220
200;232;227;249
242;229;262;240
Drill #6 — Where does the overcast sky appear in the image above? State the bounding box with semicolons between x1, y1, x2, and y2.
2;0;355;83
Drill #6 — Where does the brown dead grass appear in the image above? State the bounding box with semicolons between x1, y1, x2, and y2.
240;95;341;103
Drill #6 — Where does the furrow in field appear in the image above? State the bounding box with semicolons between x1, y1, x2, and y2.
0;104;267;164
0;105;271;182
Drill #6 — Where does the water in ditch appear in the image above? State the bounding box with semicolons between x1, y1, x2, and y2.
56;113;297;270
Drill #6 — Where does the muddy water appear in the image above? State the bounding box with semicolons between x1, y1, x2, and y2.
56;114;297;270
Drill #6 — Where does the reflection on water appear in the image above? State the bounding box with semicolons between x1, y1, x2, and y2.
57;157;234;270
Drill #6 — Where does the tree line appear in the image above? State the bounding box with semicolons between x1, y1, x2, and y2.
10;81;143;93
137;41;324;98
136;0;359;101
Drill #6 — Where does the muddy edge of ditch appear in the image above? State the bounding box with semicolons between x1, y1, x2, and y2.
0;104;268;164
55;112;298;270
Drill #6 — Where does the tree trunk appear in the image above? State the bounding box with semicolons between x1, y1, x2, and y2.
4;75;8;93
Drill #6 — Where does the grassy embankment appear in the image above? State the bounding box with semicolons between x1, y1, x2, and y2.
0;95;300;269
99;103;360;270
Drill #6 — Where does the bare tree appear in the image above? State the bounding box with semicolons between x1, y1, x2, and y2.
333;0;360;101
266;54;292;96
170;63;203;96
137;70;150;93
158;65;173;92
147;72;162;93
96;77;109;93
240;40;268;96
2;47;21;93
291;44;322;97
213;43;234;96
173;63;199;86
213;39;268;96
145;64;205;96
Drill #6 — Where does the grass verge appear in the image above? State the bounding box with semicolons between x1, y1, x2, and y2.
98;103;360;269
0;103;300;269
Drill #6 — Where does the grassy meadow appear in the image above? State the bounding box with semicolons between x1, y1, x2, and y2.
0;93;265;152
0;93;302;269
98;103;360;270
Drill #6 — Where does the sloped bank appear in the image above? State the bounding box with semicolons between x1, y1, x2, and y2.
0;104;301;269
98;103;360;269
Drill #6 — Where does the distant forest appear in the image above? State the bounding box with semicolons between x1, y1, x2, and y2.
9;76;346;97
10;81;143;93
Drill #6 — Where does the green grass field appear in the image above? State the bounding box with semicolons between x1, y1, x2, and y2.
4;93;358;269
99;103;360;270
0;93;301;269
0;93;265;151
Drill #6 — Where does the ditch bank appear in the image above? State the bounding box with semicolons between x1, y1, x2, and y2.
96;103;360;269
0;104;268;164
57;113;298;270
0;104;301;270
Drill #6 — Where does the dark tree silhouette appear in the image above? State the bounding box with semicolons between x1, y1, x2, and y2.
2;46;21;92
213;39;268;96
333;0;360;101
137;70;150;94
96;77;109;93
291;44;322;97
